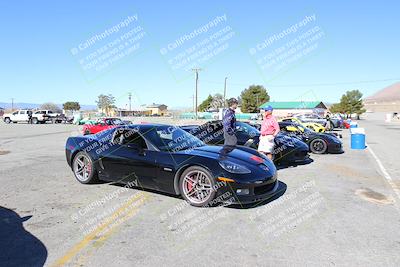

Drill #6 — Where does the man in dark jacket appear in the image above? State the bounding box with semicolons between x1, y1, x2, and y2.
222;98;238;146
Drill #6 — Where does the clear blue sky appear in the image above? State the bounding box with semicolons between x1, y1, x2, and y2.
0;0;399;109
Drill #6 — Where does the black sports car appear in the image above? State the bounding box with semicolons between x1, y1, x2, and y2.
181;121;310;165
65;124;279;206
278;121;343;154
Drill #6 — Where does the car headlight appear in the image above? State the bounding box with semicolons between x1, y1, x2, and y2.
219;161;251;174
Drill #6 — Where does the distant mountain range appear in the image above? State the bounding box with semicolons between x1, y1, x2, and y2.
0;102;97;110
365;82;400;103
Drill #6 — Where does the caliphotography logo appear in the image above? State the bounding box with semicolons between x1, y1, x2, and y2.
159;14;236;82
249;14;326;83
70;14;148;82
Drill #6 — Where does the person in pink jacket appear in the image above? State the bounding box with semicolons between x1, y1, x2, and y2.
258;105;280;160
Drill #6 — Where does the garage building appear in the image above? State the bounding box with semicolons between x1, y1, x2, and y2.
259;101;327;117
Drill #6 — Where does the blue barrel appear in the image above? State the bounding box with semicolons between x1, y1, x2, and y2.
351;133;365;149
350;123;358;128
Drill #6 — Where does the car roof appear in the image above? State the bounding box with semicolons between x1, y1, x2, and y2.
115;123;171;131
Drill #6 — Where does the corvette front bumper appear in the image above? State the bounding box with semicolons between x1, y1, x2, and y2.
216;176;280;205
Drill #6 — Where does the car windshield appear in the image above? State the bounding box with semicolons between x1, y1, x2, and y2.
111;118;123;125
141;125;205;152
236;121;260;135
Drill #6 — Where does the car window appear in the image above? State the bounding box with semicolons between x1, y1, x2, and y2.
20;111;26;114
111;118;123;125
48;111;53;114
123;131;147;149
210;122;223;131
142;125;204;152
13;111;18;115
235;121;259;136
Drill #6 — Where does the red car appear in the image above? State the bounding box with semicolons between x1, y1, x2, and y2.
82;118;125;135
342;120;351;129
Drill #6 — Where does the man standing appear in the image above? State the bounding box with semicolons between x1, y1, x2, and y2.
222;98;238;147
258;105;280;160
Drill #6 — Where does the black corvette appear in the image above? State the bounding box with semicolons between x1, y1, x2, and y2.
180;120;310;165
65;124;279;206
278;121;343;154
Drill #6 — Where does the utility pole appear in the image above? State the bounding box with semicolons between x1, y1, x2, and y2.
11;98;14;111
128;93;132;112
189;95;195;113
223;77;228;108
191;68;202;119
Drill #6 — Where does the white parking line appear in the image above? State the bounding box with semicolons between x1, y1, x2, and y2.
366;142;400;200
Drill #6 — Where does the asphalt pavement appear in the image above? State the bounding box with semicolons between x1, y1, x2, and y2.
0;116;399;267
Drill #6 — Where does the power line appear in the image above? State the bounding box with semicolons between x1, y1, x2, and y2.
201;78;400;88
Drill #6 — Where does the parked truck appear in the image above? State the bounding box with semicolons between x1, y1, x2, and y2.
31;110;62;124
3;109;32;123
3;109;62;124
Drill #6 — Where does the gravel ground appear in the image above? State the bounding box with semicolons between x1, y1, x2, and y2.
0;114;399;267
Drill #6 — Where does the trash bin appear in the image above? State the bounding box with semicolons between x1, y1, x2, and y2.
350;128;365;149
350;122;358;128
386;113;392;122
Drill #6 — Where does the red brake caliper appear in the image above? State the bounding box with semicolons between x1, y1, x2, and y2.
187;175;194;192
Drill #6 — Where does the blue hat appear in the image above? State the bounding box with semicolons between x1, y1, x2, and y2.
262;105;273;111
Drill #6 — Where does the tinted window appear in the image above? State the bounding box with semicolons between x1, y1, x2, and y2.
123;131;147;149
141;125;204;152
235;121;259;136
20;111;26;114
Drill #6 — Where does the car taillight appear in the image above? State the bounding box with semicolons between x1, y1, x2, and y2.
250;155;263;163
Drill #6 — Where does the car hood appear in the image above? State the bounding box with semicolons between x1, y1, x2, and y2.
275;133;309;150
320;133;342;143
183;145;269;165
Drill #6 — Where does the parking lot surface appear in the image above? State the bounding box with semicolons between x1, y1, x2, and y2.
1;115;399;267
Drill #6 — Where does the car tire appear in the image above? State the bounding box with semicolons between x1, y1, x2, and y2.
179;166;216;207
4;118;11;123
72;151;98;184
310;138;327;154
32;118;38;124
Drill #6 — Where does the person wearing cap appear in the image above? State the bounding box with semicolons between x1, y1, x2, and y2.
222;98;238;147
258;105;280;160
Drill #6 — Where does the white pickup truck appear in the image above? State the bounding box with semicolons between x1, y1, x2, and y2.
3;109;62;124
3;109;32;123
31;110;62;124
